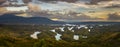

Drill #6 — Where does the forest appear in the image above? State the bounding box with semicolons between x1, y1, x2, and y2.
0;24;120;47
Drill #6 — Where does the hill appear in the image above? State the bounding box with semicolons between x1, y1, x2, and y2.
0;14;65;24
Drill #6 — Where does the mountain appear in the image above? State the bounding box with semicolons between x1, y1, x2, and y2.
69;22;120;25
0;14;119;25
0;14;65;24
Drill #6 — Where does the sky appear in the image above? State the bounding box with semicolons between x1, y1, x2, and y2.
33;0;120;22
1;0;120;22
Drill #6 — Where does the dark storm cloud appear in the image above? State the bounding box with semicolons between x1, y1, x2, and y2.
38;0;78;3
90;0;113;2
88;0;113;4
104;4;120;8
0;0;6;5
38;0;113;3
23;0;31;3
108;13;120;20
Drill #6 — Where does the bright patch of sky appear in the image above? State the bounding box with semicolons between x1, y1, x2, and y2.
39;2;78;11
17;0;24;5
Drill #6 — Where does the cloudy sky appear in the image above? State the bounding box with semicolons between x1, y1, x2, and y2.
1;0;120;22
34;0;120;22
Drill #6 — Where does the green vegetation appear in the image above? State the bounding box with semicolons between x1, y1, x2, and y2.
0;24;120;47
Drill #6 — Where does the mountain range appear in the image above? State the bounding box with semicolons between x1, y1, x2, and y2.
0;14;120;25
0;14;65;24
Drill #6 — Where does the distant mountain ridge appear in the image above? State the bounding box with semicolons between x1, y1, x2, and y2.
69;22;120;25
0;14;65;24
0;14;120;25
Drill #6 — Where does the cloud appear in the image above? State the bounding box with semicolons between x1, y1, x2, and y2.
72;14;103;21
1;0;120;22
37;0;120;9
107;13;120;20
38;0;78;3
38;1;79;11
0;0;6;5
89;0;113;4
54;13;104;22
23;0;31;3
74;0;120;8
104;4;120;8
69;0;120;8
28;0;120;22
28;3;41;12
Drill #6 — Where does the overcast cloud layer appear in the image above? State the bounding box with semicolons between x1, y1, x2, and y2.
0;0;120;22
